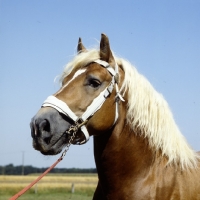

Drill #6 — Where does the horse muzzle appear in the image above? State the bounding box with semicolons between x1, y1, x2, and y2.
30;107;72;155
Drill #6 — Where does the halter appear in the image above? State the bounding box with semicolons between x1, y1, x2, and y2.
42;59;125;145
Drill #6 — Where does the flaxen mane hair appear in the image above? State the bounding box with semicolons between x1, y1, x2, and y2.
60;49;199;169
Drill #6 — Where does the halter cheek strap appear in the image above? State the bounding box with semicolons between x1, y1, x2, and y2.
42;59;125;145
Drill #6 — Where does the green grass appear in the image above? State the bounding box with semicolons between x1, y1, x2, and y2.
2;188;95;200
1;193;93;200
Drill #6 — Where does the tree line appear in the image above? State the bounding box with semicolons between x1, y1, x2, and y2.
0;164;97;175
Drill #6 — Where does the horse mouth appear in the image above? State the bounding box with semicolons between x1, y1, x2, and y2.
32;131;69;155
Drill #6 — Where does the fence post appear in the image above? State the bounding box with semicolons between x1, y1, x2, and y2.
35;183;38;194
71;183;75;193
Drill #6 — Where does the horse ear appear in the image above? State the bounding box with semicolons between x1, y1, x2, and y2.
100;33;115;67
77;37;86;54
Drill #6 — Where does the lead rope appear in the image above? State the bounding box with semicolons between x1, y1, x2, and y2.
9;131;76;200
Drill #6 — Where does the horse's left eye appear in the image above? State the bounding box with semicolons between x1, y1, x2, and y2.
89;79;101;88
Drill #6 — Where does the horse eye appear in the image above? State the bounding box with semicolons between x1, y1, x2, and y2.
89;79;101;88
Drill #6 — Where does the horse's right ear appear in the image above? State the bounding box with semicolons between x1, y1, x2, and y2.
100;33;115;67
77;38;86;54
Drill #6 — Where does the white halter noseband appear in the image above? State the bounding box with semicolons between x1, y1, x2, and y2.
42;59;124;145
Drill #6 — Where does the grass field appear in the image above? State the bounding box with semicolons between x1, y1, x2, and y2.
0;174;98;200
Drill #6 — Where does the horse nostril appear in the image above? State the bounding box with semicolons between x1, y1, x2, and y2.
30;119;51;139
39;119;52;145
39;119;50;132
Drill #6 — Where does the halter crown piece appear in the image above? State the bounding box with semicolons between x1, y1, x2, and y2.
42;59;125;145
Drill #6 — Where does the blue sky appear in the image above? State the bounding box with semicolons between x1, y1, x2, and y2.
0;0;199;169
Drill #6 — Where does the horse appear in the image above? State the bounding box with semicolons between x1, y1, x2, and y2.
30;34;200;199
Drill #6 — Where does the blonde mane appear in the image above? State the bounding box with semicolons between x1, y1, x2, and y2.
61;49;199;169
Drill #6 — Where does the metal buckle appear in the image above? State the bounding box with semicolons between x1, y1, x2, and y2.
76;118;88;128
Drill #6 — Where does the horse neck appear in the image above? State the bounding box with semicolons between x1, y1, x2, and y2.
93;108;155;188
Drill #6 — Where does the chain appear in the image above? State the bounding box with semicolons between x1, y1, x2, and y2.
60;128;77;159
60;119;88;159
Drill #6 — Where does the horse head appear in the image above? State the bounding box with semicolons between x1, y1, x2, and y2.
30;34;125;155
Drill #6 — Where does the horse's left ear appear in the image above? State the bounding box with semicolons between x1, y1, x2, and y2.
100;33;115;67
77;37;86;54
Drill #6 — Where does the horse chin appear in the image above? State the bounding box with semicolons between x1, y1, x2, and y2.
32;132;68;155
